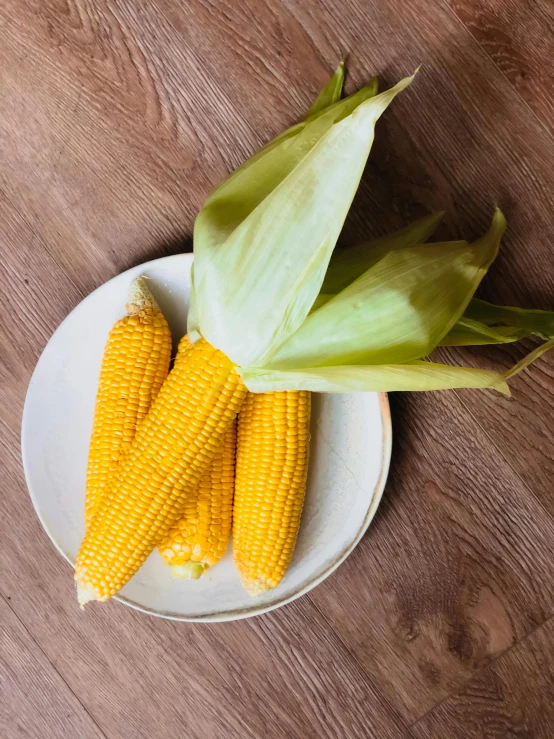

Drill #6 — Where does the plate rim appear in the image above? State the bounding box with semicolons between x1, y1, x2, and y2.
21;254;392;622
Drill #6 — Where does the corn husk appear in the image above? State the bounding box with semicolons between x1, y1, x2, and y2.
441;318;529;346
315;212;554;362
192;76;413;367
187;64;376;342
194;70;378;256
242;362;510;395
504;339;554;378
306;62;346;117
442;296;554;347
320;211;445;296
190;68;553;395
317;220;554;346
249;63;352;161
265;211;505;368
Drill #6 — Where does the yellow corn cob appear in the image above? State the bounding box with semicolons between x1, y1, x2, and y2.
233;390;311;596
158;419;236;579
172;333;191;365
85;277;172;529
75;337;247;605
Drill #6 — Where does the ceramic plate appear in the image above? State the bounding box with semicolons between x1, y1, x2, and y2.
21;254;392;621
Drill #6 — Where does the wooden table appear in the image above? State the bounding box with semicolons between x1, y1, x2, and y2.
2;1;554;737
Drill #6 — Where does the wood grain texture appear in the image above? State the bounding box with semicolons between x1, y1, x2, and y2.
1;0;554;736
0;416;409;739
438;341;554;516
445;0;554;135
0;597;106;739
413;617;554;738
308;388;554;722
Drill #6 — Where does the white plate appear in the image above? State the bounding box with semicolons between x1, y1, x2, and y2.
22;255;392;621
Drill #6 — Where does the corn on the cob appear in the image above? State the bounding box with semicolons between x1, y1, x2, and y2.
158;420;236;578
85;277;172;529
75;338;247;605
233;390;311;596
172;333;191;365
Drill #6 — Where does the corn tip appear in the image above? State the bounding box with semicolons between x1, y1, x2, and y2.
171;562;207;580
76;581;101;607
126;276;160;316
240;575;271;598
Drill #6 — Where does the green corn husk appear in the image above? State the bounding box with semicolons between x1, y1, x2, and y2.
195;70;379;257
190;68;553;395
320;211;445;296
219;62;352;185
242;362;510;395
250;63;352;162
452;299;554;344
441;318;529;346
265;211;505;368
504;339;554;378
188;65;352;343
192;75;412;368
188;64;377;343
306;62;346;117
318;220;554;346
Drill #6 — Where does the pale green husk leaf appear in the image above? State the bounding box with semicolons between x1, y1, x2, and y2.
242;361;510;395
188;71;378;342
245;63;359;163
306;62;345;117
317;212;554;345
187;66;352;343
504;339;554;379
442;298;554;346
321;211;445;295
193;76;414;368
464;299;554;341
265;210;505;368
197;76;379;250
440;317;528;346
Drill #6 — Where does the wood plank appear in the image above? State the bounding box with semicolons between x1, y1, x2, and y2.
307;387;554;722
438;341;554;516
444;0;554;135
0;190;97;375
0;0;246;277
2;0;554;734
0;495;410;738
413;617;554;737
0;596;106;739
